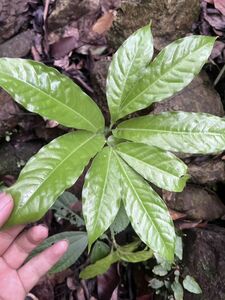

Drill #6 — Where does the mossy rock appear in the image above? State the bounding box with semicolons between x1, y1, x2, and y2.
107;0;200;50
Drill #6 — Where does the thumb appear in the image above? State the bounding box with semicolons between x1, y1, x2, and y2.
0;193;13;228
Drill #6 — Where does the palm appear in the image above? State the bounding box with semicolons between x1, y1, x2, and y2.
0;193;68;300
0;261;26;299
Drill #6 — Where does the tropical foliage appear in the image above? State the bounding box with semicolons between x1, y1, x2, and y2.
0;25;220;277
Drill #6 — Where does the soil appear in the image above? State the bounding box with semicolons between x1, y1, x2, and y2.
0;0;225;299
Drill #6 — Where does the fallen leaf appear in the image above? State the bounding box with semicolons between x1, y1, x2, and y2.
211;41;225;62
175;220;207;230
50;36;78;59
215;0;225;15
169;209;186;221
110;287;118;300
204;7;225;30
54;56;70;70
92;10;116;34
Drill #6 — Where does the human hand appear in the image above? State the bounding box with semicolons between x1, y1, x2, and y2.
0;193;68;300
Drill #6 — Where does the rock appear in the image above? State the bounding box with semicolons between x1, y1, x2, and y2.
0;89;22;137
151;71;224;116
183;226;225;300
0;0;30;43
188;158;225;185
90;57;111;124
0;30;34;58
163;184;225;221
107;0;200;51
48;0;100;32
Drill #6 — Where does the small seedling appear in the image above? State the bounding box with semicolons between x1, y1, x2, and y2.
0;25;221;279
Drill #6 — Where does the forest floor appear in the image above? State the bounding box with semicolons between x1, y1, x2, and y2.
1;1;225;299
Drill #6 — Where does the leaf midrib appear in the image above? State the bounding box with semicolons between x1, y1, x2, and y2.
15;133;97;215
120;41;211;113
117;41;145;105
115;153;170;253
0;70;97;132
91;148;113;234
116;127;225;136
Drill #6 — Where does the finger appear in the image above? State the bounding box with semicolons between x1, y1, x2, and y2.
0;225;25;255
18;240;68;293
3;224;48;269
0;193;13;228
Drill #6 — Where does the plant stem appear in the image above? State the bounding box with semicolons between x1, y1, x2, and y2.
110;227;118;249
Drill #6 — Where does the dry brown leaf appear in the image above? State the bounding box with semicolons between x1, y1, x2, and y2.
92;10;116;34
169;209;186;221
176;220;207;230
215;0;225;15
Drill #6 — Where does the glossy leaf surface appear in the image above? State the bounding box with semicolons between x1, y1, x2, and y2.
0;58;104;132
83;147;121;249
118;36;215;118
115;142;188;192
114;112;225;154
172;280;184;300
5;131;105;227
106;25;153;123
115;154;175;261
80;251;119;279
183;275;202;294
30;232;87;273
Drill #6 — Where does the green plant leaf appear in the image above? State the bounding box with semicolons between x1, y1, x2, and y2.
152;264;169;276
113;112;225;154
80;251;119;280
52;191;84;226
90;241;111;264
5;131;105;227
149;278;164;289
115;154;175;261
106;24;153;123
110;203;130;235
175;235;183;260
118;248;153;263
29;232;87;274
82;147;121;249
0;58;104;132
118;35;215;119
171;280;184;300
117;240;141;252
183;275;202;294
115;142;188;192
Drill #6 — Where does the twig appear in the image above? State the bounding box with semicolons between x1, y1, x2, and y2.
43;0;50;21
214;64;225;86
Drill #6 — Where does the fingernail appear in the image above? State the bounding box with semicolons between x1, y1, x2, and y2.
53;240;69;255
0;193;13;212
